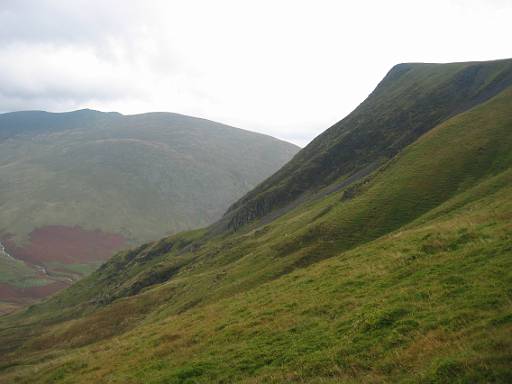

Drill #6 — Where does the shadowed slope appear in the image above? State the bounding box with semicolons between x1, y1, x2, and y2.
222;59;512;231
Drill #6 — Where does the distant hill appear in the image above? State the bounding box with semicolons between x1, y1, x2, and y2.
1;59;511;383
0;110;299;311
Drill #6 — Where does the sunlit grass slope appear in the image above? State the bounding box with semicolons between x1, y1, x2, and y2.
5;177;512;383
0;62;511;383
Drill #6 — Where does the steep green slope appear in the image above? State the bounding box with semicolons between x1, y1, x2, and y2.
0;110;298;313
222;59;512;230
4;178;511;383
0;60;511;383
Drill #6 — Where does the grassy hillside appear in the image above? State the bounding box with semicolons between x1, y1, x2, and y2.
0;60;511;383
3;180;510;383
0;110;298;313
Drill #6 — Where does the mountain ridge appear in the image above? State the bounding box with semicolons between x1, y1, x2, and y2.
220;58;512;231
0;58;511;383
0;109;296;145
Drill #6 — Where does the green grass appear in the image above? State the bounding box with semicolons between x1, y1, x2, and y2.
2;168;511;383
1;61;511;383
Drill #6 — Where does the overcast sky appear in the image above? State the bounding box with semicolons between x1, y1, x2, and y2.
0;0;510;146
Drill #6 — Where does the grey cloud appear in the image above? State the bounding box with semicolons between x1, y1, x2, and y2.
0;1;189;117
0;0;140;46
0;0;510;146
